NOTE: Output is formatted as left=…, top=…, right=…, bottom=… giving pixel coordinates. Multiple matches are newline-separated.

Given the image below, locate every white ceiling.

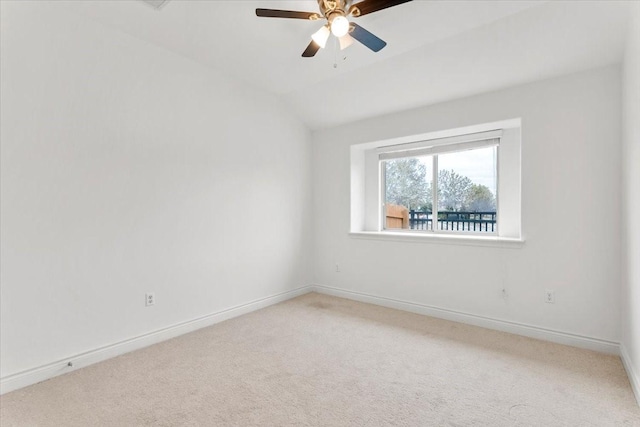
left=60, top=0, right=630, bottom=130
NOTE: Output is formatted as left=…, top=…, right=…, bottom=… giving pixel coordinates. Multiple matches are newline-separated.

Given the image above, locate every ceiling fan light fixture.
left=311, top=25, right=331, bottom=49
left=256, top=0, right=414, bottom=58
left=331, top=15, right=350, bottom=37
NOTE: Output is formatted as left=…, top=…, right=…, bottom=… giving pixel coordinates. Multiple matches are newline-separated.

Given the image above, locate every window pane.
left=383, top=156, right=433, bottom=230
left=437, top=146, right=497, bottom=233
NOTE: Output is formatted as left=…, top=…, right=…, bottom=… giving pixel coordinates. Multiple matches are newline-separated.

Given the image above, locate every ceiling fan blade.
left=256, top=9, right=321, bottom=20
left=339, top=34, right=355, bottom=50
left=302, top=40, right=321, bottom=57
left=349, top=0, right=412, bottom=17
left=349, top=23, right=387, bottom=52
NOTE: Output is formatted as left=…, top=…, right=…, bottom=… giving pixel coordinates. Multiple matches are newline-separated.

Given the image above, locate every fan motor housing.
left=318, top=0, right=352, bottom=19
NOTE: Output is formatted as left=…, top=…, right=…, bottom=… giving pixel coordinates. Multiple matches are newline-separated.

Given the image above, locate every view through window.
left=383, top=143, right=498, bottom=234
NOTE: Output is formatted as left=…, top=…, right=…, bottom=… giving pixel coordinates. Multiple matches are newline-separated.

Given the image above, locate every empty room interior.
left=1, top=0, right=640, bottom=425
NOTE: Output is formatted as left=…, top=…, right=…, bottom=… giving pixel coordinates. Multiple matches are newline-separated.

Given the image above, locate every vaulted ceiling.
left=59, top=0, right=630, bottom=129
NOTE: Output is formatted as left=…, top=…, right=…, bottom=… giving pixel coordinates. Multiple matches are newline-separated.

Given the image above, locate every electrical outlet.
left=545, top=290, right=555, bottom=304
left=145, top=293, right=155, bottom=306
left=335, top=264, right=340, bottom=273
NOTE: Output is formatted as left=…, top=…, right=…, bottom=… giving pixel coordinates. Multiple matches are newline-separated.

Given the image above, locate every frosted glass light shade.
left=311, top=26, right=330, bottom=48
left=339, top=34, right=354, bottom=50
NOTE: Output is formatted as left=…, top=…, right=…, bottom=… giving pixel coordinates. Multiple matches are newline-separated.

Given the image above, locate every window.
left=380, top=134, right=499, bottom=234
left=350, top=120, right=522, bottom=244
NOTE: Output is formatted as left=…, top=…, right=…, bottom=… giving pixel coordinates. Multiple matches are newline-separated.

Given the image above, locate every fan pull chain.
left=333, top=37, right=347, bottom=69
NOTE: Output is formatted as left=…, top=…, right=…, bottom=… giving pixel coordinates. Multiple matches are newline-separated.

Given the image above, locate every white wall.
left=621, top=2, right=640, bottom=401
left=313, top=65, right=621, bottom=345
left=0, top=2, right=312, bottom=380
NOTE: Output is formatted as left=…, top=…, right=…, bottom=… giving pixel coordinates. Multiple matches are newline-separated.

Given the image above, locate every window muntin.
left=381, top=138, right=499, bottom=235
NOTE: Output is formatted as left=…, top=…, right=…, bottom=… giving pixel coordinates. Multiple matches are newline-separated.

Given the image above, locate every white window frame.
left=350, top=120, right=523, bottom=247
left=378, top=131, right=501, bottom=236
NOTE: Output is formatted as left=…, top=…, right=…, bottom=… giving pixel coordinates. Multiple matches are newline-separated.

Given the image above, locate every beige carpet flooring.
left=1, top=292, right=639, bottom=426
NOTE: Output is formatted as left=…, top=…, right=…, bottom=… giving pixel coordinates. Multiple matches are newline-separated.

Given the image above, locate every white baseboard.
left=0, top=285, right=313, bottom=395
left=311, top=284, right=620, bottom=355
left=620, top=344, right=640, bottom=406
left=3, top=284, right=629, bottom=400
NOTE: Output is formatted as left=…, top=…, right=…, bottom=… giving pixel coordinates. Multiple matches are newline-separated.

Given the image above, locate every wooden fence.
left=385, top=204, right=409, bottom=229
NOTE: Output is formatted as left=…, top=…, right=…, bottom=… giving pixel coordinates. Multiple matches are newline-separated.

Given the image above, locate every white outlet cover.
left=145, top=293, right=155, bottom=306
left=545, top=290, right=555, bottom=304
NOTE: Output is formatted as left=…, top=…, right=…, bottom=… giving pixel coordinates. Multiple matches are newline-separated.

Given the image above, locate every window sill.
left=349, top=231, right=525, bottom=248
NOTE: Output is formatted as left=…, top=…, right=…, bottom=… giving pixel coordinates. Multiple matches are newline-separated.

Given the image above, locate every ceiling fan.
left=256, top=0, right=412, bottom=57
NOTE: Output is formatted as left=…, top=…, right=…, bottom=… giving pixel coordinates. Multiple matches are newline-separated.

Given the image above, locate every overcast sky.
left=419, top=146, right=497, bottom=195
